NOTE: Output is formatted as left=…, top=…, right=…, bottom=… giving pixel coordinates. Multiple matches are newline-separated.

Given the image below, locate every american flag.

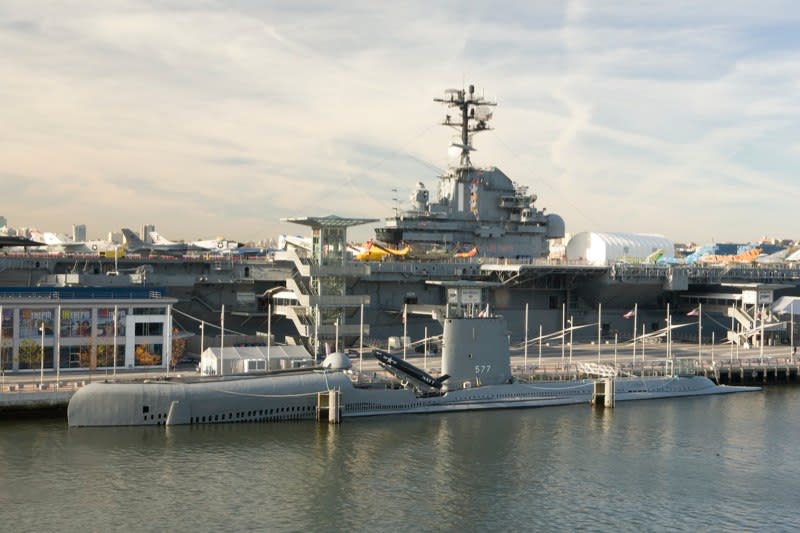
left=687, top=307, right=700, bottom=316
left=623, top=309, right=635, bottom=319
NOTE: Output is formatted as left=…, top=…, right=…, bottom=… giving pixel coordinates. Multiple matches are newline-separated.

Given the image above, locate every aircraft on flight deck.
left=29, top=231, right=118, bottom=255
left=0, top=235, right=44, bottom=250
left=121, top=228, right=205, bottom=256
left=149, top=231, right=243, bottom=254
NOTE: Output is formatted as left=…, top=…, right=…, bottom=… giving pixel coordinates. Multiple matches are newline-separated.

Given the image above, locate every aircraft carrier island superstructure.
left=375, top=84, right=565, bottom=259
left=4, top=85, right=800, bottom=367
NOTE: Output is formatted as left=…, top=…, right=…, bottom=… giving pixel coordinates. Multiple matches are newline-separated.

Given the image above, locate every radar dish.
left=475, top=106, right=494, bottom=121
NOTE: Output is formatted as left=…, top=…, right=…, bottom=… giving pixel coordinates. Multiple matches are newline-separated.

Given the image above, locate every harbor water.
left=1, top=388, right=798, bottom=532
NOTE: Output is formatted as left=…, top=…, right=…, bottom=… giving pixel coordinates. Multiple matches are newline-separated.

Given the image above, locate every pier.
left=2, top=341, right=799, bottom=419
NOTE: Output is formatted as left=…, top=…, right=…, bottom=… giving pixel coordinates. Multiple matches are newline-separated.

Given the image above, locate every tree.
left=171, top=327, right=186, bottom=367
left=18, top=339, right=42, bottom=369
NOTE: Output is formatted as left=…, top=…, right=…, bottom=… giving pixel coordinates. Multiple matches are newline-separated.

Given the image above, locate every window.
left=96, top=344, right=124, bottom=368
left=19, top=309, right=54, bottom=339
left=18, top=340, right=53, bottom=370
left=0, top=345, right=12, bottom=370
left=0, top=308, right=12, bottom=339
left=60, top=308, right=92, bottom=338
left=134, top=343, right=163, bottom=366
left=59, top=346, right=92, bottom=369
left=133, top=307, right=165, bottom=315
left=135, top=322, right=163, bottom=336
left=97, top=308, right=126, bottom=337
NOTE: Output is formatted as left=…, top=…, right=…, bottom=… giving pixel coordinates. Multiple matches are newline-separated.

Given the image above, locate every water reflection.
left=1, top=390, right=799, bottom=531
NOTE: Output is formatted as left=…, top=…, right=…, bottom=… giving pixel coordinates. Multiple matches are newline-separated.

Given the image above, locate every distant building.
left=72, top=224, right=87, bottom=242
left=141, top=224, right=155, bottom=243
left=108, top=231, right=123, bottom=245
left=0, top=216, right=7, bottom=230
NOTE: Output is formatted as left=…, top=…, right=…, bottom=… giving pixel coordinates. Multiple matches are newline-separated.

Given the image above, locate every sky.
left=2, top=1, right=800, bottom=245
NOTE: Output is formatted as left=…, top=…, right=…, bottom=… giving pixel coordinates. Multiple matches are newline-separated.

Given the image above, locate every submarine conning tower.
left=442, top=285, right=511, bottom=390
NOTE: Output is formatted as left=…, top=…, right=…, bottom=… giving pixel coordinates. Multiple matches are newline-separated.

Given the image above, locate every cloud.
left=0, top=1, right=799, bottom=244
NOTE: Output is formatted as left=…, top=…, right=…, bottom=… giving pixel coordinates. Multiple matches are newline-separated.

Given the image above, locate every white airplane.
left=277, top=234, right=312, bottom=252
left=30, top=230, right=117, bottom=255
left=149, top=231, right=242, bottom=253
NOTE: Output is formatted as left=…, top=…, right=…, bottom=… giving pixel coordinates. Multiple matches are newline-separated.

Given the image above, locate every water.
left=1, top=388, right=798, bottom=532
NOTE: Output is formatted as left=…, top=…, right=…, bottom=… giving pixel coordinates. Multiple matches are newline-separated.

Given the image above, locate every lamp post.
left=524, top=303, right=529, bottom=371
left=113, top=305, right=118, bottom=378
left=220, top=305, right=225, bottom=376
left=56, top=305, right=61, bottom=388
left=267, top=304, right=272, bottom=371
left=39, top=320, right=46, bottom=387
left=1, top=304, right=4, bottom=388
left=561, top=303, right=565, bottom=369
left=568, top=316, right=574, bottom=365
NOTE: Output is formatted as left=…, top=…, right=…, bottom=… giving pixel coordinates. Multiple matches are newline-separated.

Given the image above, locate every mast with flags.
left=687, top=304, right=702, bottom=361
left=624, top=304, right=638, bottom=363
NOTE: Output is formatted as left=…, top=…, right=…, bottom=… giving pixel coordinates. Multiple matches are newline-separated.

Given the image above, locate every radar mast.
left=434, top=84, right=496, bottom=169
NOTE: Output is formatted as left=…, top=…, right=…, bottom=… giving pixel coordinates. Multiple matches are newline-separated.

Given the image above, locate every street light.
left=568, top=316, right=574, bottom=365
left=39, top=320, right=46, bottom=387
left=199, top=321, right=205, bottom=355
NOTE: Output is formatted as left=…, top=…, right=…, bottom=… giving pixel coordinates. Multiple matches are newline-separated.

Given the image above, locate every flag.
left=623, top=309, right=635, bottom=319
left=687, top=307, right=700, bottom=317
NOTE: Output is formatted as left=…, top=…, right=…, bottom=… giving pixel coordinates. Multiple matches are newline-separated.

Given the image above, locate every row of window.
left=0, top=343, right=162, bottom=370
left=1, top=308, right=131, bottom=338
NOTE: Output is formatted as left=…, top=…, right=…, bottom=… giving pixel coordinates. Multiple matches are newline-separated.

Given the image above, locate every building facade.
left=0, top=287, right=177, bottom=373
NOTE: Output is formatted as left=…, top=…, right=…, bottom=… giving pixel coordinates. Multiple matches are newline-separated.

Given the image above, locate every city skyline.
left=2, top=2, right=800, bottom=244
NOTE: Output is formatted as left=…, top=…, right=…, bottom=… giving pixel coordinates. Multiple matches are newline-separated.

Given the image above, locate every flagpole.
left=220, top=304, right=225, bottom=376
left=711, top=331, right=715, bottom=363
left=633, top=303, right=638, bottom=364
left=0, top=305, right=3, bottom=388
left=569, top=315, right=573, bottom=365
left=789, top=310, right=794, bottom=363
left=56, top=305, right=61, bottom=389
left=538, top=324, right=543, bottom=367
left=597, top=302, right=602, bottom=362
left=423, top=326, right=428, bottom=372
left=267, top=303, right=272, bottom=371
left=561, top=303, right=565, bottom=369
left=359, top=303, right=364, bottom=373
left=641, top=323, right=646, bottom=375
left=730, top=315, right=734, bottom=363
left=403, top=303, right=408, bottom=360
left=760, top=304, right=765, bottom=365
left=698, top=303, right=702, bottom=363
left=666, top=302, right=671, bottom=361
left=524, top=303, right=529, bottom=371
left=113, top=305, right=118, bottom=378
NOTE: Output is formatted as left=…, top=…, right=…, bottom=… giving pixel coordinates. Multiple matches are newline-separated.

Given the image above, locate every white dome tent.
left=566, top=232, right=674, bottom=266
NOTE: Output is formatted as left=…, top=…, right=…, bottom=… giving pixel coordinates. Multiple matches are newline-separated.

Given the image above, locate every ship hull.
left=67, top=371, right=757, bottom=427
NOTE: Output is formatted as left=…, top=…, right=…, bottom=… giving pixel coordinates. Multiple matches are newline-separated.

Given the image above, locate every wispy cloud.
left=0, top=1, right=799, bottom=243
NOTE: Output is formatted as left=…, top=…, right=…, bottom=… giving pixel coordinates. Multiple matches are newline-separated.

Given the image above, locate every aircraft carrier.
left=4, top=84, right=800, bottom=356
